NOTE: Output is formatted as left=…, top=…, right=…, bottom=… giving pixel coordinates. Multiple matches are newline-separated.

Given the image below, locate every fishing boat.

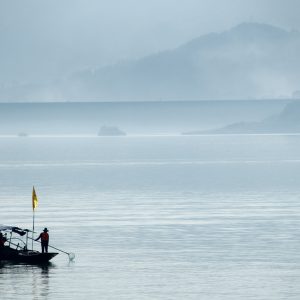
left=0, top=225, right=58, bottom=264
left=0, top=188, right=75, bottom=264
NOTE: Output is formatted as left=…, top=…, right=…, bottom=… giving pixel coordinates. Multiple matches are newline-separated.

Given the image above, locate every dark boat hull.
left=0, top=247, right=58, bottom=264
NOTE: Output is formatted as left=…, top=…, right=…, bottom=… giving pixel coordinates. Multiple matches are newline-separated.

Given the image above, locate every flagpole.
left=32, top=209, right=35, bottom=250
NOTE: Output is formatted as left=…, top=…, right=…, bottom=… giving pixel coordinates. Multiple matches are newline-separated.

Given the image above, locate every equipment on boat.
left=0, top=225, right=60, bottom=264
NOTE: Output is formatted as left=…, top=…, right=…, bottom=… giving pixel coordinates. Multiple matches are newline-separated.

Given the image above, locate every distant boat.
left=17, top=132, right=29, bottom=137
left=0, top=225, right=58, bottom=264
left=98, top=125, right=126, bottom=136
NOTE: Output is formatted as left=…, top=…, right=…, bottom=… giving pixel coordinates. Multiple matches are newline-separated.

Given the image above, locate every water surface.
left=1, top=135, right=300, bottom=299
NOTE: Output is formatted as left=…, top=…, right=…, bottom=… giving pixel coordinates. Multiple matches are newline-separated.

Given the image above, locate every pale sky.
left=0, top=0, right=299, bottom=83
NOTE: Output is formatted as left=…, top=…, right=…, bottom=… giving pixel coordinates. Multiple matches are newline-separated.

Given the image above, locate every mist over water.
left=1, top=1, right=300, bottom=298
left=1, top=134, right=300, bottom=299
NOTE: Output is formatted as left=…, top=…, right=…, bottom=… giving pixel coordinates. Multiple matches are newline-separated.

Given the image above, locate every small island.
left=97, top=126, right=126, bottom=136
left=18, top=132, right=29, bottom=137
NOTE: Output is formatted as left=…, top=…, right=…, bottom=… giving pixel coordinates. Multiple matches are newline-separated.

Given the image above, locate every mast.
left=32, top=210, right=35, bottom=250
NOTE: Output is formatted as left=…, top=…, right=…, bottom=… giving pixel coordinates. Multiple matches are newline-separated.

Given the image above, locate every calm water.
left=1, top=135, right=300, bottom=299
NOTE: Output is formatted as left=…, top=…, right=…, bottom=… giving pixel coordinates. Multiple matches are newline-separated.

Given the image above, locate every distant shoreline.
left=0, top=98, right=297, bottom=105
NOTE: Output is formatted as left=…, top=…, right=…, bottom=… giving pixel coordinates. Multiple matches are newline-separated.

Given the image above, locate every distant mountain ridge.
left=1, top=22, right=300, bottom=101
left=63, top=22, right=300, bottom=101
left=183, top=101, right=300, bottom=134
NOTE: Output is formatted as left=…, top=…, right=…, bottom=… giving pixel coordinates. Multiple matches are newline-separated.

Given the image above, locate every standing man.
left=35, top=228, right=49, bottom=253
left=0, top=232, right=6, bottom=248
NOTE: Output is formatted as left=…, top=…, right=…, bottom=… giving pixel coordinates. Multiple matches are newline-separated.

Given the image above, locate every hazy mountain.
left=63, top=22, right=300, bottom=101
left=262, top=101, right=300, bottom=132
left=184, top=101, right=300, bottom=134
left=1, top=22, right=300, bottom=102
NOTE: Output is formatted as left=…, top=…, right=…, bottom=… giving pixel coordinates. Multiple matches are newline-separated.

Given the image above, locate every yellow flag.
left=32, top=186, right=38, bottom=210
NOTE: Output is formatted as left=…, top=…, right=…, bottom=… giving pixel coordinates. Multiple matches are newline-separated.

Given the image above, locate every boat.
left=0, top=225, right=58, bottom=264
